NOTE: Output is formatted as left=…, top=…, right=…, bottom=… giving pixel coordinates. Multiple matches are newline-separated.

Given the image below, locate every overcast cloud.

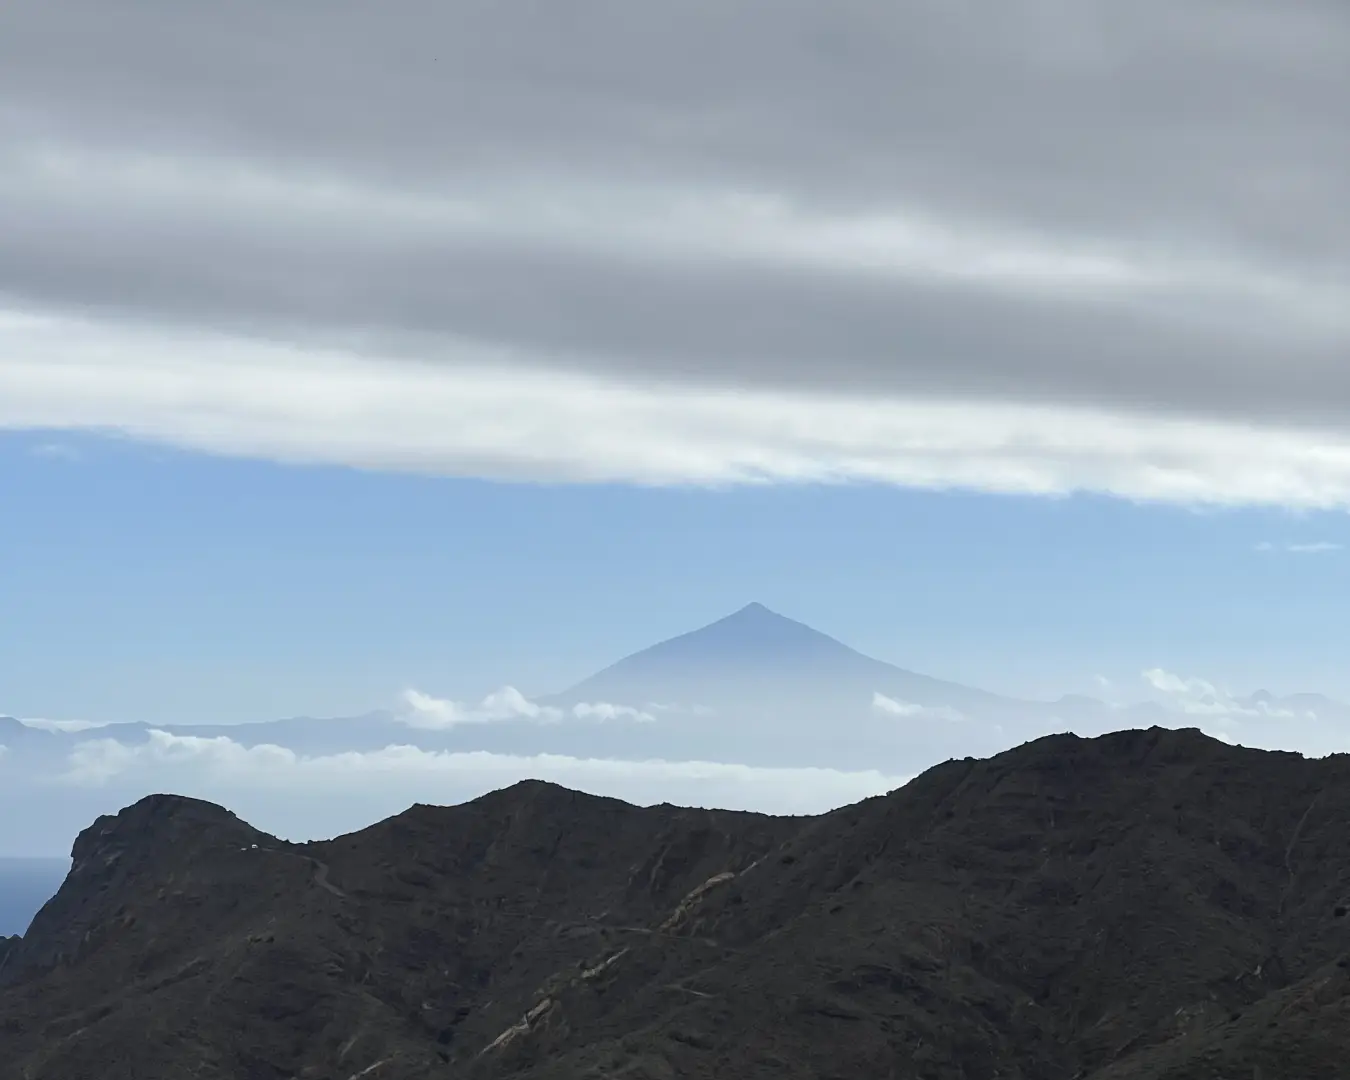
left=1, top=0, right=1347, bottom=502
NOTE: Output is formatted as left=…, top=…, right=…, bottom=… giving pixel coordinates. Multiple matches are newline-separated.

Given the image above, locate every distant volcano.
left=547, top=602, right=1014, bottom=713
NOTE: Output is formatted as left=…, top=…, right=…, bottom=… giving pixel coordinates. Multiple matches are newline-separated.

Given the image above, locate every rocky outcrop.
left=0, top=937, right=18, bottom=975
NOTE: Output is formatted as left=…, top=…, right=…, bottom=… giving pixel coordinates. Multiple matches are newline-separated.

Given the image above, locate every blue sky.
left=5, top=427, right=1348, bottom=728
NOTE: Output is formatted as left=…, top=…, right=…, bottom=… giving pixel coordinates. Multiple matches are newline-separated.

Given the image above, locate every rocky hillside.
left=3, top=727, right=1350, bottom=1079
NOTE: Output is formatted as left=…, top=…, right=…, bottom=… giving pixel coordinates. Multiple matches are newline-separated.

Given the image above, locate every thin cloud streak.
left=1255, top=541, right=1342, bottom=554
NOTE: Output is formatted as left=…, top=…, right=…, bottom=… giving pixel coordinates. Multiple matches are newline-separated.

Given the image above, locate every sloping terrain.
left=4, top=727, right=1350, bottom=1079
left=547, top=602, right=1013, bottom=711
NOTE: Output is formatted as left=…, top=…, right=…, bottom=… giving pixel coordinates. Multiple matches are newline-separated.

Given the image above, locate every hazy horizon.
left=6, top=602, right=1350, bottom=861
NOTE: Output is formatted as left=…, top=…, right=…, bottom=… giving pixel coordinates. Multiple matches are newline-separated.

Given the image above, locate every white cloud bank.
left=1140, top=668, right=1307, bottom=720
left=8, top=310, right=1350, bottom=508
left=60, top=728, right=909, bottom=818
left=871, top=692, right=966, bottom=724
left=571, top=702, right=657, bottom=723
left=399, top=688, right=656, bottom=729
left=399, top=687, right=560, bottom=728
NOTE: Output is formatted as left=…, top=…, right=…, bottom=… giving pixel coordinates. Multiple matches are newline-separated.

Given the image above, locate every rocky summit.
left=4, top=727, right=1350, bottom=1079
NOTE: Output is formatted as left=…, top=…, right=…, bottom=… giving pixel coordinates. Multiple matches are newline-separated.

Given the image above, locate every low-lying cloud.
left=399, top=687, right=560, bottom=729
left=571, top=702, right=657, bottom=724
left=872, top=693, right=966, bottom=724
left=1141, top=668, right=1307, bottom=719
left=61, top=728, right=910, bottom=819
left=399, top=688, right=657, bottom=729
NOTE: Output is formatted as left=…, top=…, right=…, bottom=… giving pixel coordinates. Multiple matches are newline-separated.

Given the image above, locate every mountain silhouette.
left=550, top=602, right=1012, bottom=712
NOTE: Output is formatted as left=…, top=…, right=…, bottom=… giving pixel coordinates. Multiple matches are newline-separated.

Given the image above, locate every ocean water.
left=0, top=858, right=69, bottom=937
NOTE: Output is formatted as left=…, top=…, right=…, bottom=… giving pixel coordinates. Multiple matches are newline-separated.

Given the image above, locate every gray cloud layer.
left=1, top=0, right=1347, bottom=481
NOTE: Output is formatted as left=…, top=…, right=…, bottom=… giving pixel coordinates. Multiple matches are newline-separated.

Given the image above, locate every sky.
left=1, top=0, right=1349, bottom=849
left=5, top=436, right=1350, bottom=726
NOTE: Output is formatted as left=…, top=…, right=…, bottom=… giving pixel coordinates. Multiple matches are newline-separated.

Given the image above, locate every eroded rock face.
left=4, top=729, right=1350, bottom=1080
left=2, top=795, right=273, bottom=988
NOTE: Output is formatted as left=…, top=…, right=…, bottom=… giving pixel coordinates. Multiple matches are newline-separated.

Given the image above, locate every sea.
left=0, top=858, right=69, bottom=938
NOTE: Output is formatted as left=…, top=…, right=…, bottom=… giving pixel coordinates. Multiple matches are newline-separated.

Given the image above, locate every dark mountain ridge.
left=5, top=727, right=1350, bottom=1078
